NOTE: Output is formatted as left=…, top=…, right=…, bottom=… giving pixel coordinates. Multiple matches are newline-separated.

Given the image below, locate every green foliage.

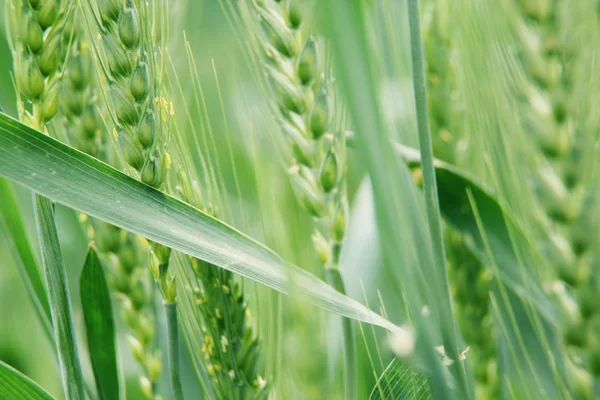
left=80, top=247, right=121, bottom=400
left=398, top=145, right=556, bottom=323
left=0, top=361, right=55, bottom=400
left=318, top=0, right=460, bottom=397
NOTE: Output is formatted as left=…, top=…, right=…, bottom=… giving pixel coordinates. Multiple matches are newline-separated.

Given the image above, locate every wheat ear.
left=58, top=21, right=164, bottom=400
left=513, top=1, right=600, bottom=389
left=424, top=3, right=498, bottom=398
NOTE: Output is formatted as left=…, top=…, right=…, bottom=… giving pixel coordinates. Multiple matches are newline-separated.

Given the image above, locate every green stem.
left=406, top=0, right=471, bottom=397
left=165, top=302, right=185, bottom=400
left=31, top=113, right=89, bottom=399
left=34, top=195, right=85, bottom=400
left=325, top=268, right=357, bottom=400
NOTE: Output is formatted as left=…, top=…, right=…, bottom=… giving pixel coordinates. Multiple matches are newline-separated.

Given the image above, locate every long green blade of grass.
left=34, top=196, right=85, bottom=400
left=318, top=1, right=460, bottom=397
left=492, top=285, right=566, bottom=399
left=405, top=2, right=469, bottom=396
left=326, top=269, right=357, bottom=399
left=80, top=247, right=120, bottom=400
left=0, top=112, right=402, bottom=333
left=0, top=361, right=55, bottom=400
left=0, top=177, right=52, bottom=336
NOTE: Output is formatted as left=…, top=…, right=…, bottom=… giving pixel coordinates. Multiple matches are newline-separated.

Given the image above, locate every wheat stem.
left=325, top=268, right=357, bottom=399
left=407, top=0, right=471, bottom=397
left=423, top=2, right=497, bottom=396
left=165, top=302, right=185, bottom=400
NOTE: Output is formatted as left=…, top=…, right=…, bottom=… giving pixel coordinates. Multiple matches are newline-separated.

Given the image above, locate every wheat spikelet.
left=235, top=1, right=355, bottom=397
left=7, top=0, right=73, bottom=131
left=79, top=0, right=183, bottom=396
left=85, top=0, right=176, bottom=305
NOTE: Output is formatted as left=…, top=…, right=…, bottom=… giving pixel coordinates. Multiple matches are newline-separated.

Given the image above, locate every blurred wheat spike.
left=251, top=0, right=349, bottom=275
left=512, top=0, right=600, bottom=393
left=423, top=2, right=498, bottom=398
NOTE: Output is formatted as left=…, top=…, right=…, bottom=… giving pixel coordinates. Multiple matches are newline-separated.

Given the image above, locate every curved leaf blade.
left=370, top=359, right=432, bottom=400
left=80, top=247, right=120, bottom=400
left=0, top=112, right=401, bottom=333
left=0, top=361, right=55, bottom=400
left=34, top=196, right=85, bottom=400
left=396, top=144, right=558, bottom=326
left=397, top=145, right=570, bottom=397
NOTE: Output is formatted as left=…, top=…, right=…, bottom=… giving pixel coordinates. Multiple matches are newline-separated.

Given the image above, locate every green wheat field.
left=0, top=0, right=598, bottom=399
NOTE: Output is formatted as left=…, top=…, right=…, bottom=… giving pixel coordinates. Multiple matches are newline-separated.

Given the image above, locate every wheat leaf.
left=0, top=111, right=402, bottom=333
left=396, top=143, right=558, bottom=326
left=0, top=361, right=55, bottom=400
left=80, top=247, right=121, bottom=400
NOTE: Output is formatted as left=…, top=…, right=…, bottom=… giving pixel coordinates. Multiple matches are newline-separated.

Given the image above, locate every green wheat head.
left=250, top=0, right=348, bottom=273
left=423, top=2, right=498, bottom=397
left=511, top=1, right=600, bottom=395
